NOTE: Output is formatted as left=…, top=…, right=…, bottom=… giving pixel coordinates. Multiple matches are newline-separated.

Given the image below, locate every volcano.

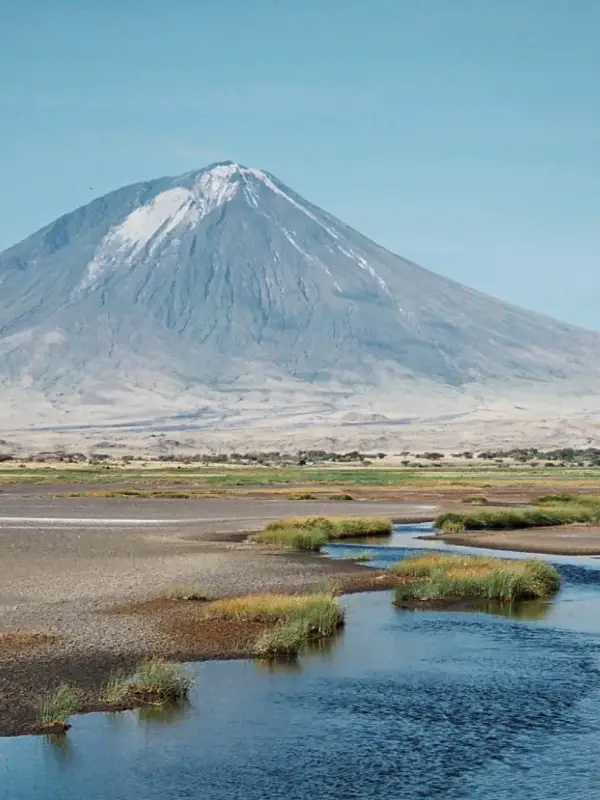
left=1, top=161, right=598, bottom=433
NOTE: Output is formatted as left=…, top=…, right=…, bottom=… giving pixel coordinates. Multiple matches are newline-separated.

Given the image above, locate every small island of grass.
left=252, top=515, right=392, bottom=551
left=205, top=591, right=344, bottom=658
left=391, top=553, right=560, bottom=605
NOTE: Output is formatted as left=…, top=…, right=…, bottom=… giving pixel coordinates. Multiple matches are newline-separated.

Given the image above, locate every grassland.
left=5, top=463, right=600, bottom=491
left=392, top=553, right=560, bottom=603
left=252, top=515, right=392, bottom=550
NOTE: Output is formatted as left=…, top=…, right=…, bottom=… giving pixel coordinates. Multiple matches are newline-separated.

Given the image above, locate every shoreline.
left=431, top=526, right=600, bottom=556
left=0, top=566, right=403, bottom=738
left=3, top=487, right=600, bottom=738
left=0, top=493, right=416, bottom=739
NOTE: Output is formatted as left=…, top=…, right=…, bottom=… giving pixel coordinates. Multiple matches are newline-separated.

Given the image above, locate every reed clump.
left=253, top=516, right=391, bottom=550
left=38, top=684, right=80, bottom=726
left=104, top=660, right=193, bottom=705
left=436, top=504, right=599, bottom=533
left=392, top=553, right=560, bottom=603
left=206, top=592, right=344, bottom=658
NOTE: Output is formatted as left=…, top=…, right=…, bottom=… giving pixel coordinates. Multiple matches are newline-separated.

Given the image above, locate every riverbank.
left=435, top=524, right=600, bottom=555
left=0, top=493, right=414, bottom=737
left=2, top=481, right=600, bottom=737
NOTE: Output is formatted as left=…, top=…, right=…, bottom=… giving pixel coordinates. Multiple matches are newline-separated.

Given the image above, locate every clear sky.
left=1, top=0, right=598, bottom=328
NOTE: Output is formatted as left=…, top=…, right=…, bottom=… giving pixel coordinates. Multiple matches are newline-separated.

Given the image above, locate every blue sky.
left=1, top=0, right=598, bottom=328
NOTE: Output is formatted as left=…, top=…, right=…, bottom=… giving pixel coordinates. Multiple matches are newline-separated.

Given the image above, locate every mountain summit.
left=1, top=160, right=599, bottom=430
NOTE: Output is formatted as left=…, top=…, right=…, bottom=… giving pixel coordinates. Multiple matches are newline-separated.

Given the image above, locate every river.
left=3, top=525, right=600, bottom=799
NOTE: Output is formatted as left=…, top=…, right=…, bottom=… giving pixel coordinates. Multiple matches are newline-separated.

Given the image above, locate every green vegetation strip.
left=436, top=500, right=600, bottom=533
left=252, top=515, right=392, bottom=551
left=392, top=553, right=560, bottom=603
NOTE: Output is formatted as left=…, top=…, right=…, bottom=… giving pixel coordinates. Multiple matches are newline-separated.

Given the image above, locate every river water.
left=3, top=525, right=600, bottom=800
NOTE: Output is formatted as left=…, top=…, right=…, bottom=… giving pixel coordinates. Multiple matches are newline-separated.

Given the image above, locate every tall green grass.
left=206, top=592, right=343, bottom=632
left=253, top=515, right=392, bottom=550
left=39, top=684, right=80, bottom=725
left=436, top=504, right=599, bottom=532
left=206, top=592, right=344, bottom=659
left=392, top=553, right=560, bottom=603
left=104, top=660, right=193, bottom=705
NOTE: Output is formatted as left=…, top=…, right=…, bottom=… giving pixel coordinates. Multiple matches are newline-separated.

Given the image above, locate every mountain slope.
left=1, top=160, right=598, bottom=428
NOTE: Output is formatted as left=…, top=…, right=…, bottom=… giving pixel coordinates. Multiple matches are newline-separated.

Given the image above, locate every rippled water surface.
left=4, top=529, right=600, bottom=800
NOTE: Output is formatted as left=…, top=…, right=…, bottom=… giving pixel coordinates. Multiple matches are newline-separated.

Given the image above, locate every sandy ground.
left=439, top=525, right=600, bottom=555
left=0, top=492, right=428, bottom=736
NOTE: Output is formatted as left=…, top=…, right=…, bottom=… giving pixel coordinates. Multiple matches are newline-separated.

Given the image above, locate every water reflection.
left=137, top=701, right=191, bottom=727
left=253, top=632, right=342, bottom=675
left=391, top=593, right=551, bottom=621
left=253, top=657, right=303, bottom=675
left=42, top=733, right=72, bottom=766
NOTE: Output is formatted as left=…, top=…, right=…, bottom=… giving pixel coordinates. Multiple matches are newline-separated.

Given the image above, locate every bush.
left=392, top=553, right=560, bottom=602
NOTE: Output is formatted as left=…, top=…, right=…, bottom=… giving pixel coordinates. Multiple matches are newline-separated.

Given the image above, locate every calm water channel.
left=3, top=525, right=600, bottom=800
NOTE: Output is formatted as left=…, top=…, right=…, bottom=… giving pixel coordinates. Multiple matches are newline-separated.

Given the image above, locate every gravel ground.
left=0, top=493, right=425, bottom=736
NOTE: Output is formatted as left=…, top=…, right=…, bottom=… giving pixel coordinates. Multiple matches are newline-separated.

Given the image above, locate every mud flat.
left=438, top=524, right=600, bottom=555
left=0, top=491, right=421, bottom=736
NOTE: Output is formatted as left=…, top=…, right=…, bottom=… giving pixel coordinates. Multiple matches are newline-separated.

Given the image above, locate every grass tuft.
left=253, top=516, right=391, bottom=550
left=392, top=553, right=560, bottom=603
left=39, top=684, right=79, bottom=724
left=206, top=592, right=343, bottom=632
left=135, top=660, right=193, bottom=702
left=436, top=504, right=600, bottom=532
left=205, top=592, right=344, bottom=659
left=104, top=660, right=193, bottom=706
left=253, top=525, right=329, bottom=551
left=255, top=621, right=308, bottom=658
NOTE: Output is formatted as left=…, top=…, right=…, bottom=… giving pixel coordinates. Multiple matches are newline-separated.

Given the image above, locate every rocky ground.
left=0, top=493, right=421, bottom=736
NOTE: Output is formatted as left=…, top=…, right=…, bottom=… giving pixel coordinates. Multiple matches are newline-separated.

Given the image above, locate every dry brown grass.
left=0, top=631, right=56, bottom=652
